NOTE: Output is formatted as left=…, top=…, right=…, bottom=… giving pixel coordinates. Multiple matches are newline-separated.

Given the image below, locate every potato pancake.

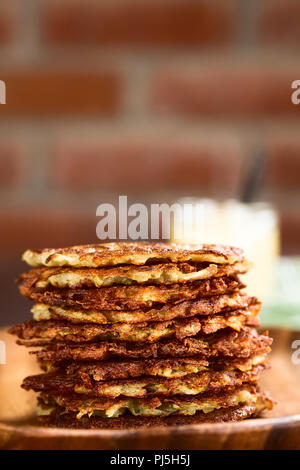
left=38, top=403, right=269, bottom=428
left=36, top=386, right=273, bottom=419
left=23, top=365, right=265, bottom=399
left=10, top=306, right=259, bottom=346
left=29, top=293, right=258, bottom=325
left=22, top=242, right=244, bottom=268
left=21, top=276, right=245, bottom=312
left=32, top=328, right=272, bottom=363
left=56, top=353, right=270, bottom=380
left=18, top=261, right=249, bottom=290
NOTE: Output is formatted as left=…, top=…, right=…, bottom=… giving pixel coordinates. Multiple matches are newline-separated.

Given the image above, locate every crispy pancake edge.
left=22, top=365, right=266, bottom=399
left=37, top=403, right=266, bottom=428
left=10, top=306, right=260, bottom=345
left=18, top=262, right=249, bottom=289
left=19, top=275, right=245, bottom=312
left=22, top=242, right=244, bottom=268
left=32, top=328, right=273, bottom=363
left=40, top=352, right=270, bottom=379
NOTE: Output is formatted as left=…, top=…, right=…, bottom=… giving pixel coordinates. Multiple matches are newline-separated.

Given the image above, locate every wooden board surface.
left=0, top=327, right=300, bottom=450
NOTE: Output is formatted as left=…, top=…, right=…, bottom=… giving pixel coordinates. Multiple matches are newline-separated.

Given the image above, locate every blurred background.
left=0, top=0, right=299, bottom=327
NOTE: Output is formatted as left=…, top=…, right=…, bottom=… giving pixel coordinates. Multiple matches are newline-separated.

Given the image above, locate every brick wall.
left=0, top=0, right=300, bottom=257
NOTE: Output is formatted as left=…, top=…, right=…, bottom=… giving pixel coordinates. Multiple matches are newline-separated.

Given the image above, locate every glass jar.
left=171, top=198, right=280, bottom=300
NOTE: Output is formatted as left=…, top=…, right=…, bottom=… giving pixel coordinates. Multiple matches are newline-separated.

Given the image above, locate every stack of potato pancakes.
left=10, top=242, right=274, bottom=428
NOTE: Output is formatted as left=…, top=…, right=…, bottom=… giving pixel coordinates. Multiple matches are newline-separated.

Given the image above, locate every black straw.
left=240, top=150, right=266, bottom=203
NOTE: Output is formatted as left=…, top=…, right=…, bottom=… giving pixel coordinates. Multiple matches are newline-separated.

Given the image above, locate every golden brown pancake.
left=23, top=365, right=265, bottom=399
left=10, top=307, right=259, bottom=346
left=29, top=293, right=258, bottom=325
left=19, top=275, right=245, bottom=312
left=22, top=242, right=244, bottom=268
left=18, top=261, right=249, bottom=290
left=38, top=403, right=269, bottom=428
left=31, top=295, right=261, bottom=328
left=36, top=385, right=273, bottom=419
left=48, top=353, right=269, bottom=380
left=32, top=328, right=272, bottom=363
left=64, top=357, right=211, bottom=379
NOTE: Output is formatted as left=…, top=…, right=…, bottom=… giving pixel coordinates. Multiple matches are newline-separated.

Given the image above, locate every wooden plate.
left=0, top=327, right=299, bottom=450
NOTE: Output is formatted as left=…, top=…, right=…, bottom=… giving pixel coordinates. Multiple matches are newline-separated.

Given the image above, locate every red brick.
left=0, top=70, right=120, bottom=116
left=265, top=138, right=300, bottom=189
left=280, top=210, right=300, bottom=254
left=152, top=67, right=300, bottom=117
left=0, top=209, right=97, bottom=255
left=0, top=206, right=298, bottom=255
left=260, top=0, right=300, bottom=46
left=43, top=0, right=237, bottom=47
left=0, top=144, right=21, bottom=186
left=51, top=138, right=242, bottom=193
left=0, top=4, right=15, bottom=44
